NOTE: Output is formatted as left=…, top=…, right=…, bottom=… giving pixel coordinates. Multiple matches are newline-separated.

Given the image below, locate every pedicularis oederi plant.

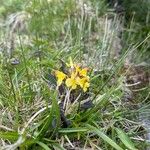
left=54, top=57, right=90, bottom=92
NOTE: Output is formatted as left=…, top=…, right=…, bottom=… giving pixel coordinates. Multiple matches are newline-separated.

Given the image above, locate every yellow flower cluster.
left=54, top=58, right=90, bottom=92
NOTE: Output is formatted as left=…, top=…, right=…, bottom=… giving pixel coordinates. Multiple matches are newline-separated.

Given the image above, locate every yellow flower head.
left=65, top=72, right=77, bottom=90
left=78, top=67, right=88, bottom=77
left=54, top=57, right=90, bottom=92
left=55, top=70, right=66, bottom=86
left=77, top=76, right=90, bottom=92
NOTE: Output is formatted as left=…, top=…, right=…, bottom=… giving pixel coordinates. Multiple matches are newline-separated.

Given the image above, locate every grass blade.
left=115, top=128, right=138, bottom=150
left=53, top=143, right=66, bottom=150
left=59, top=127, right=88, bottom=133
left=0, top=131, right=19, bottom=141
left=86, top=124, right=123, bottom=150
left=36, top=141, right=52, bottom=150
left=37, top=91, right=60, bottom=139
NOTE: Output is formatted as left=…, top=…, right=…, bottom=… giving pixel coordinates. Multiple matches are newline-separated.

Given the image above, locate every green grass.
left=0, top=0, right=150, bottom=149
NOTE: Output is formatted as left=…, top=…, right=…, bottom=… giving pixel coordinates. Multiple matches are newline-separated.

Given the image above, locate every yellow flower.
left=72, top=64, right=79, bottom=75
left=83, top=82, right=90, bottom=92
left=78, top=68, right=88, bottom=77
left=55, top=57, right=90, bottom=92
left=55, top=70, right=66, bottom=86
left=65, top=72, right=77, bottom=90
left=76, top=76, right=90, bottom=92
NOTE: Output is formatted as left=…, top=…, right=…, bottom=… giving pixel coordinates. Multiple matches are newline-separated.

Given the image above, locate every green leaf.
left=53, top=143, right=66, bottom=150
left=86, top=124, right=123, bottom=150
left=115, top=128, right=138, bottom=150
left=37, top=91, right=60, bottom=139
left=59, top=127, right=88, bottom=133
left=0, top=131, right=19, bottom=141
left=21, top=139, right=37, bottom=147
left=36, top=141, right=52, bottom=150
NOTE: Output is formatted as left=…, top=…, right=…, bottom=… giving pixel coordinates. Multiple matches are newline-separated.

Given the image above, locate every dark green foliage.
left=0, top=0, right=26, bottom=18
left=123, top=0, right=150, bottom=24
left=26, top=0, right=76, bottom=40
left=121, top=0, right=150, bottom=62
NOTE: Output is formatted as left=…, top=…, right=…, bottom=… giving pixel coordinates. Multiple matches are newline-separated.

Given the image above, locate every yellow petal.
left=55, top=70, right=66, bottom=86
left=66, top=78, right=72, bottom=87
left=83, top=82, right=90, bottom=92
left=55, top=70, right=66, bottom=79
left=83, top=87, right=87, bottom=92
left=74, top=64, right=81, bottom=73
left=84, top=82, right=90, bottom=88
left=66, top=77, right=77, bottom=90
left=71, top=70, right=78, bottom=78
left=76, top=76, right=90, bottom=92
left=79, top=68, right=88, bottom=77
left=72, top=83, right=77, bottom=89
left=76, top=77, right=84, bottom=88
